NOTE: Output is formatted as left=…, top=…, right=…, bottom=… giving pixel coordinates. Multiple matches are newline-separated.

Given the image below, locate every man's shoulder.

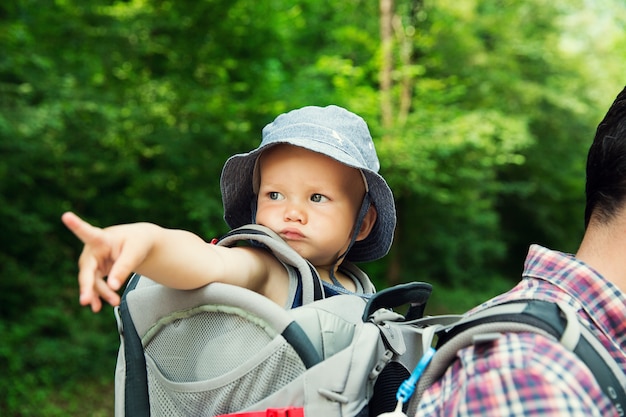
left=418, top=331, right=611, bottom=416
left=458, top=331, right=583, bottom=375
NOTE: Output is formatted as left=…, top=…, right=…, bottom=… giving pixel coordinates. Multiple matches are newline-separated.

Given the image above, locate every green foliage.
left=379, top=102, right=533, bottom=285
left=374, top=0, right=624, bottom=287
left=1, top=0, right=625, bottom=414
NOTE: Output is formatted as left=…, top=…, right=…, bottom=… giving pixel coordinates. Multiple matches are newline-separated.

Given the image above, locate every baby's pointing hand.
left=62, top=211, right=144, bottom=312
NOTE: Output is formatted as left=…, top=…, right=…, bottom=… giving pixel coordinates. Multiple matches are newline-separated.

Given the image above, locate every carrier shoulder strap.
left=116, top=273, right=150, bottom=416
left=217, top=224, right=324, bottom=304
left=407, top=300, right=626, bottom=415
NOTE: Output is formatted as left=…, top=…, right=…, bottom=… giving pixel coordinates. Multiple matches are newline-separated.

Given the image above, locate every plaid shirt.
left=416, top=244, right=626, bottom=416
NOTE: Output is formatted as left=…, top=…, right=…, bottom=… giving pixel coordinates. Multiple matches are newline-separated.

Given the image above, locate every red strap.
left=215, top=407, right=304, bottom=417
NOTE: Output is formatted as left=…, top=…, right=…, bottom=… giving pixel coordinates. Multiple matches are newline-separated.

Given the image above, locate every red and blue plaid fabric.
left=416, top=244, right=626, bottom=416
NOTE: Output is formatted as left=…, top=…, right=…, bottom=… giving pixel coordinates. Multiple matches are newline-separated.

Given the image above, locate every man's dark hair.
left=585, top=86, right=626, bottom=227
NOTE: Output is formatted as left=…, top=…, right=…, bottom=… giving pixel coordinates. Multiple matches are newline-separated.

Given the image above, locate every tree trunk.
left=379, top=0, right=394, bottom=133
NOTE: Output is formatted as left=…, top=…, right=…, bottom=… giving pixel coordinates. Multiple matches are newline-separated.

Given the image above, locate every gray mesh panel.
left=143, top=309, right=307, bottom=416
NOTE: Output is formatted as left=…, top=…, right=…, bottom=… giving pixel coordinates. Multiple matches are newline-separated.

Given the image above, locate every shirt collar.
left=524, top=244, right=626, bottom=349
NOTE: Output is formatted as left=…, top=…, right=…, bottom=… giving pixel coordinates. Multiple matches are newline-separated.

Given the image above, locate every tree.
left=372, top=0, right=626, bottom=293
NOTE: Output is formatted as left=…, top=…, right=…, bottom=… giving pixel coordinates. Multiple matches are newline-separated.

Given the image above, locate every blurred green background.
left=1, top=0, right=625, bottom=414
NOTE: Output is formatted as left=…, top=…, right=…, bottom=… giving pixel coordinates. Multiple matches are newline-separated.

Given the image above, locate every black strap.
left=120, top=273, right=150, bottom=416
left=437, top=300, right=626, bottom=413
left=281, top=322, right=322, bottom=369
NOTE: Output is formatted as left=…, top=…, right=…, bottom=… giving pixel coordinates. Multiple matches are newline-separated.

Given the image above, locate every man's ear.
left=355, top=205, right=377, bottom=241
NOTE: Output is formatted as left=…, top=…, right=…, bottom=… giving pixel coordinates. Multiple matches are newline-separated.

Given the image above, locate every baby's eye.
left=269, top=191, right=284, bottom=200
left=310, top=193, right=329, bottom=203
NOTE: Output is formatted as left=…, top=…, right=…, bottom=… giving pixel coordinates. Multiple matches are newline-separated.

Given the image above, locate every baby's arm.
left=61, top=212, right=288, bottom=312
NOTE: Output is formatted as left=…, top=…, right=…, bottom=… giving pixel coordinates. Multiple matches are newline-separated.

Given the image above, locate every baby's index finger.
left=61, top=211, right=102, bottom=244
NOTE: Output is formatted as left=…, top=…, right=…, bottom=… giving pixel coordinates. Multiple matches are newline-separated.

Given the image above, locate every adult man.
left=417, top=86, right=626, bottom=416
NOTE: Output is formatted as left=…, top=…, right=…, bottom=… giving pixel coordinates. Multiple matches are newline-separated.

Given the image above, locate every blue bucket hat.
left=220, top=105, right=396, bottom=262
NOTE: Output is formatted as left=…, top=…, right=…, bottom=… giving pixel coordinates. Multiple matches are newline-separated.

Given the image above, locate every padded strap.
left=217, top=224, right=324, bottom=304
left=119, top=273, right=150, bottom=417
left=407, top=300, right=626, bottom=415
left=409, top=321, right=553, bottom=414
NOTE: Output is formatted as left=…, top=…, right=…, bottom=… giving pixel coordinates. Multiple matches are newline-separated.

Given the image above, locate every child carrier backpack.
left=113, top=224, right=626, bottom=416
left=113, top=225, right=434, bottom=417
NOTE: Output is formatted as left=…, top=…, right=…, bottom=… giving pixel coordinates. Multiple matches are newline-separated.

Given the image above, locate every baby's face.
left=255, top=144, right=365, bottom=267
